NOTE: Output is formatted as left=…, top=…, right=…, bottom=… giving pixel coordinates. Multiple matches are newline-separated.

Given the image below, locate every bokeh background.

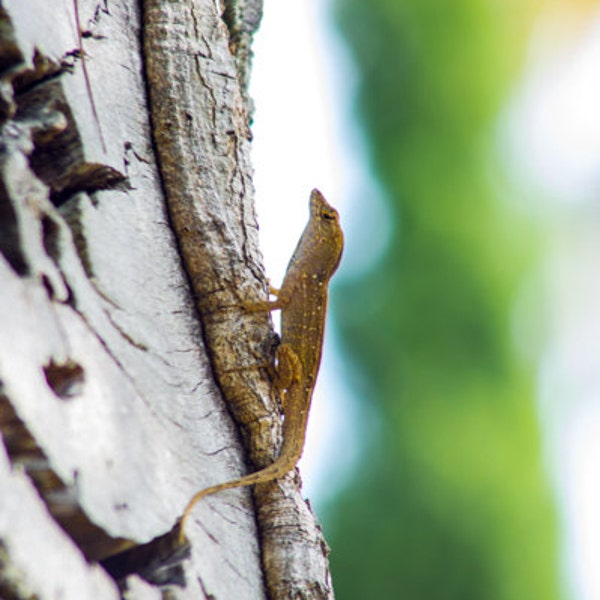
left=251, top=1, right=600, bottom=598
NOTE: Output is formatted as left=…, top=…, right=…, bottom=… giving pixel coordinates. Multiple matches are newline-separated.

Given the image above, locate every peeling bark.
left=0, top=0, right=333, bottom=598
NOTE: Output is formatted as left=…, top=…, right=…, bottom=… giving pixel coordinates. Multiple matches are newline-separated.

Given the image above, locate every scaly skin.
left=179, top=189, right=344, bottom=538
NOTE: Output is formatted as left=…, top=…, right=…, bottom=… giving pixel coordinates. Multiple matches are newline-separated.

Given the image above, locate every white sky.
left=507, top=10, right=600, bottom=209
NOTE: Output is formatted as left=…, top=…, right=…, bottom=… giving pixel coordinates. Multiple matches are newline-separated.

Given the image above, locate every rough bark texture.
left=0, top=0, right=333, bottom=598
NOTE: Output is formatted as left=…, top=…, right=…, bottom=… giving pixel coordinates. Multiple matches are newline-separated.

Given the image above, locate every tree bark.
left=0, top=0, right=333, bottom=598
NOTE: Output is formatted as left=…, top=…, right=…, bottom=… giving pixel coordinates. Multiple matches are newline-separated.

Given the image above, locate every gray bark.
left=0, top=0, right=333, bottom=598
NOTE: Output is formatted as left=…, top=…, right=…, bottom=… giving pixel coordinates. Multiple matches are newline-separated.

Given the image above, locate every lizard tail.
left=178, top=388, right=308, bottom=543
left=178, top=456, right=298, bottom=543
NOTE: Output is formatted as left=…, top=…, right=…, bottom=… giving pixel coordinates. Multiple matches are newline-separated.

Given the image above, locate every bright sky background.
left=251, top=1, right=600, bottom=598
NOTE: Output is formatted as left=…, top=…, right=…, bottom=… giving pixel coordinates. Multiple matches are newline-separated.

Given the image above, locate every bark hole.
left=43, top=359, right=85, bottom=400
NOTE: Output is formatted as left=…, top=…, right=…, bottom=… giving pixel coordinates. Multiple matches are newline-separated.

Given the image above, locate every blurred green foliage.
left=325, top=1, right=560, bottom=598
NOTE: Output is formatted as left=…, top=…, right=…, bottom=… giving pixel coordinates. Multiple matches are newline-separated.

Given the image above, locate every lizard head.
left=308, top=189, right=344, bottom=279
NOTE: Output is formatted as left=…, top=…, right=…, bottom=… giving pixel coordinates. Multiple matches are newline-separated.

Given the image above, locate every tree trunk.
left=0, top=0, right=333, bottom=598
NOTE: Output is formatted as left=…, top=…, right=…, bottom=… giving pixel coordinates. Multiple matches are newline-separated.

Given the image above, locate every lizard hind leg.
left=273, top=344, right=302, bottom=410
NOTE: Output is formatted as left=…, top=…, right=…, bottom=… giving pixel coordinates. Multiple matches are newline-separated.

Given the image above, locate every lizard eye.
left=321, top=209, right=337, bottom=221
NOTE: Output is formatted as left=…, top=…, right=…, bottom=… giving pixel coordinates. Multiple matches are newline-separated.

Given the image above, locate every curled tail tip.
left=178, top=490, right=207, bottom=542
left=177, top=472, right=279, bottom=540
left=176, top=516, right=187, bottom=546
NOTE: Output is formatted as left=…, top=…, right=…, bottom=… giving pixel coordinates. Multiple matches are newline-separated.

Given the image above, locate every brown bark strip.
left=142, top=0, right=334, bottom=597
left=143, top=0, right=277, bottom=475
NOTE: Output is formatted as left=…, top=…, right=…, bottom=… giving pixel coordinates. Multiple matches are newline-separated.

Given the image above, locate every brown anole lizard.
left=179, top=189, right=344, bottom=538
